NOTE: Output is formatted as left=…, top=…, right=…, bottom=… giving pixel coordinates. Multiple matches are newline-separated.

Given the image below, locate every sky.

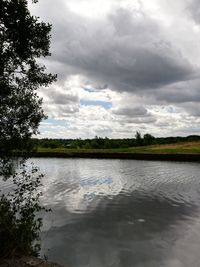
left=30, top=0, right=200, bottom=139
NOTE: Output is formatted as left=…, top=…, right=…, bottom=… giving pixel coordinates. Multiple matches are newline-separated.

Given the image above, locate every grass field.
left=36, top=141, right=200, bottom=154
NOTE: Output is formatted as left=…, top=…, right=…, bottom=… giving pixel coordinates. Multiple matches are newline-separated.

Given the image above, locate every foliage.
left=0, top=162, right=49, bottom=258
left=0, top=0, right=56, bottom=154
left=0, top=0, right=55, bottom=259
left=35, top=140, right=200, bottom=154
left=135, top=131, right=143, bottom=146
left=143, top=133, right=155, bottom=146
left=31, top=134, right=200, bottom=150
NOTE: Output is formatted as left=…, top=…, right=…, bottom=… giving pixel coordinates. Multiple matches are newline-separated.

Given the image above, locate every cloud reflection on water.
left=30, top=158, right=200, bottom=267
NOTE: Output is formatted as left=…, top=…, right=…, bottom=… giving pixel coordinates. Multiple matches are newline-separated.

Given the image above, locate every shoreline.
left=24, top=151, right=200, bottom=162
left=0, top=256, right=63, bottom=267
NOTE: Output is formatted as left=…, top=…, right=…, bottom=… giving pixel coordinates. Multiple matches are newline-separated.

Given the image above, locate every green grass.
left=36, top=141, right=200, bottom=154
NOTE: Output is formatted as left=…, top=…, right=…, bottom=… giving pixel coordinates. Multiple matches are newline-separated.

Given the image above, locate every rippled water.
left=3, top=158, right=200, bottom=267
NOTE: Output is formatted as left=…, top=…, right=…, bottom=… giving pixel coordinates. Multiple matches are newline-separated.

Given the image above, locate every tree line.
left=32, top=133, right=200, bottom=150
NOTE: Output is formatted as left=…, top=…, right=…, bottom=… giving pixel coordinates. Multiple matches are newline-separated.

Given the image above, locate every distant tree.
left=104, top=137, right=111, bottom=149
left=143, top=133, right=155, bottom=146
left=91, top=137, right=100, bottom=149
left=135, top=131, right=143, bottom=146
left=83, top=141, right=91, bottom=149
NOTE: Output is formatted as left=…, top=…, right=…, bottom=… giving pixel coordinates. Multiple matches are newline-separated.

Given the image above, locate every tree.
left=0, top=0, right=56, bottom=258
left=135, top=131, right=143, bottom=146
left=0, top=0, right=57, bottom=154
left=143, top=133, right=155, bottom=146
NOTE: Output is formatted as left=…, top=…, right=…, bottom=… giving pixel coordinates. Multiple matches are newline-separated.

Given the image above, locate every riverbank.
left=0, top=256, right=63, bottom=267
left=25, top=151, right=200, bottom=162
left=14, top=141, right=200, bottom=162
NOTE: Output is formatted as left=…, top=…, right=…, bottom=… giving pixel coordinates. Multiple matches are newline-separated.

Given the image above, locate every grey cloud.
left=155, top=121, right=170, bottom=128
left=155, top=79, right=200, bottom=103
left=35, top=2, right=196, bottom=92
left=157, top=90, right=200, bottom=103
left=125, top=117, right=156, bottom=124
left=45, top=103, right=79, bottom=116
left=43, top=87, right=79, bottom=105
left=187, top=0, right=200, bottom=24
left=42, top=87, right=80, bottom=116
left=51, top=93, right=79, bottom=105
left=180, top=102, right=200, bottom=117
left=113, top=106, right=148, bottom=117
left=68, top=9, right=194, bottom=90
left=113, top=105, right=156, bottom=124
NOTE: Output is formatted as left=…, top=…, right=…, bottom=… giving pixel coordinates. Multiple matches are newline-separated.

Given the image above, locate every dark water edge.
left=0, top=257, right=63, bottom=267
left=16, top=151, right=200, bottom=162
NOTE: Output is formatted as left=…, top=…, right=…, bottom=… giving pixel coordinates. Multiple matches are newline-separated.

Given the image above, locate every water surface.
left=31, top=159, right=200, bottom=266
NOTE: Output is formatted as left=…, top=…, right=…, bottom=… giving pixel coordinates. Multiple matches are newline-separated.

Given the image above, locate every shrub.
left=0, top=161, right=49, bottom=258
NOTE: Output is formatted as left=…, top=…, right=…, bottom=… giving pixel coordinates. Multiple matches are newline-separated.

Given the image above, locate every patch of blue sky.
left=80, top=99, right=112, bottom=109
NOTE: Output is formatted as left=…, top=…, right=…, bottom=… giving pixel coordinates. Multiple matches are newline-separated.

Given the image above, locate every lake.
left=15, top=158, right=200, bottom=266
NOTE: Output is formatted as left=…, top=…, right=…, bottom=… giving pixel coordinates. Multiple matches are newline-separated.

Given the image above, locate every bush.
left=0, top=161, right=49, bottom=258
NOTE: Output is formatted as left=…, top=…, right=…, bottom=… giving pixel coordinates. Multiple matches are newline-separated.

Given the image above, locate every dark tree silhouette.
left=143, top=133, right=155, bottom=146
left=135, top=131, right=143, bottom=146
left=0, top=0, right=57, bottom=153
left=0, top=0, right=56, bottom=258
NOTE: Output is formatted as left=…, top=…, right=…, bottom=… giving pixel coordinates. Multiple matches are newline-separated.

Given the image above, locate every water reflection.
left=28, top=158, right=200, bottom=267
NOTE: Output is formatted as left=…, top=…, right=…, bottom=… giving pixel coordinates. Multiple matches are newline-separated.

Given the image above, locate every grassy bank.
left=36, top=141, right=200, bottom=154
left=19, top=141, right=200, bottom=162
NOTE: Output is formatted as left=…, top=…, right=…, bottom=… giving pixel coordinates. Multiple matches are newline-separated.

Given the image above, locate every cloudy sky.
left=31, top=0, right=200, bottom=139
